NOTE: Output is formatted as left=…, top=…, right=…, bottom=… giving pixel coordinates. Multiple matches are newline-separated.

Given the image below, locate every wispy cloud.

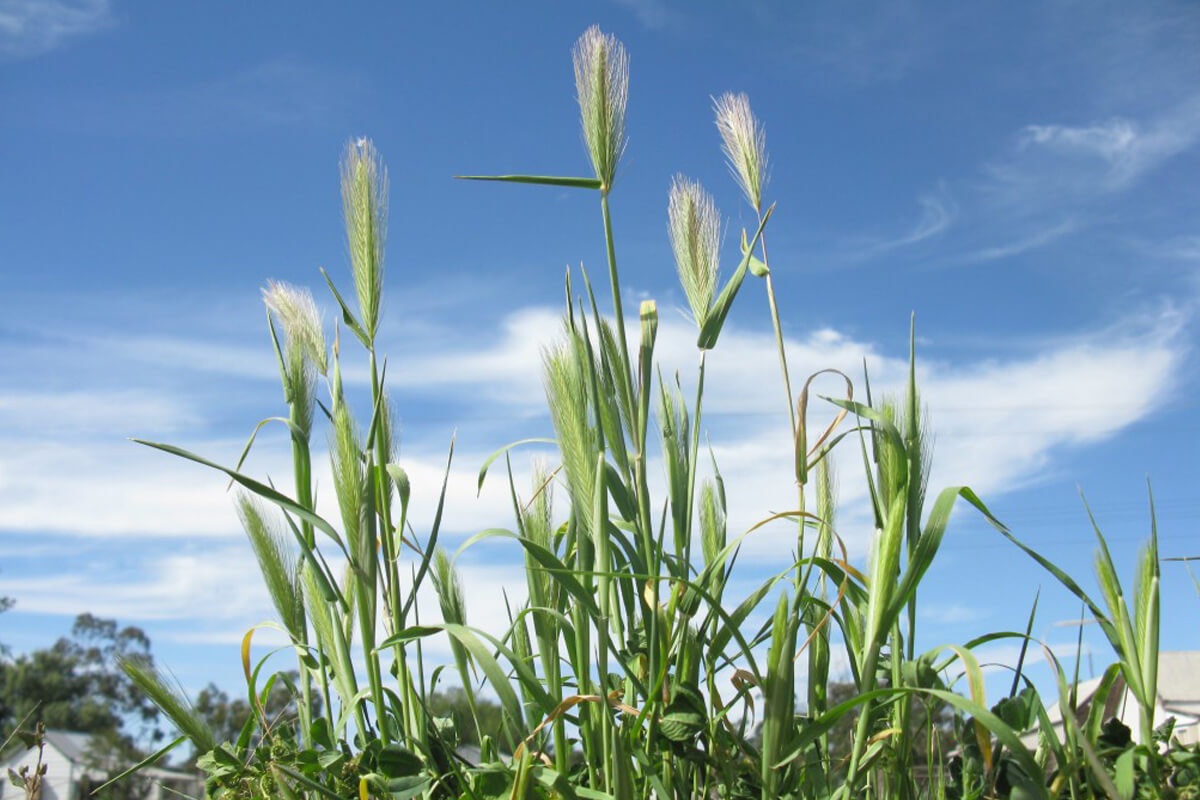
left=985, top=94, right=1200, bottom=207
left=959, top=218, right=1078, bottom=264
left=845, top=186, right=957, bottom=262
left=0, top=389, right=199, bottom=436
left=0, top=0, right=112, bottom=59
left=5, top=547, right=271, bottom=620
left=608, top=0, right=673, bottom=30
left=15, top=57, right=365, bottom=136
left=757, top=1, right=939, bottom=87
left=1131, top=234, right=1200, bottom=261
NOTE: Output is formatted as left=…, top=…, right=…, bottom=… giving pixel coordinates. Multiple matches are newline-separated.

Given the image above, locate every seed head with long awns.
left=340, top=137, right=388, bottom=341
left=573, top=25, right=629, bottom=193
left=668, top=174, right=721, bottom=329
left=714, top=92, right=768, bottom=212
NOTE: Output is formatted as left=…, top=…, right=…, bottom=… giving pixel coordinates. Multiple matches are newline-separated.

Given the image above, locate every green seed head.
left=339, top=138, right=388, bottom=340
left=668, top=175, right=721, bottom=329
left=573, top=26, right=629, bottom=192
left=714, top=92, right=768, bottom=212
left=432, top=547, right=467, bottom=627
left=263, top=280, right=328, bottom=376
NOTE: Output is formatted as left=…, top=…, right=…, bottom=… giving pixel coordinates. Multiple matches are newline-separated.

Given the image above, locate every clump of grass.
left=117, top=24, right=1196, bottom=800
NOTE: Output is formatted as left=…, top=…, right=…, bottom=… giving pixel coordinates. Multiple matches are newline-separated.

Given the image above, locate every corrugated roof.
left=43, top=729, right=92, bottom=764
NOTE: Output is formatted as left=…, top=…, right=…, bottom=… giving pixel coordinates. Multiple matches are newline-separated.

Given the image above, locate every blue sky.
left=2, top=0, right=1198, bottom=710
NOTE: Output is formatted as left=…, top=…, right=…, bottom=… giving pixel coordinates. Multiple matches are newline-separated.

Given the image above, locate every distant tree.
left=0, top=579, right=14, bottom=658
left=0, top=614, right=165, bottom=800
left=0, top=614, right=163, bottom=743
left=192, top=672, right=318, bottom=757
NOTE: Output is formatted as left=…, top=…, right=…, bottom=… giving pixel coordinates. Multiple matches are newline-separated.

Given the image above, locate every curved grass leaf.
left=133, top=439, right=350, bottom=557
left=476, top=438, right=557, bottom=494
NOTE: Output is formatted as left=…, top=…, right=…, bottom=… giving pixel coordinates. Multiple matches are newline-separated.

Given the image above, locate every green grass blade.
left=477, top=438, right=556, bottom=494
left=398, top=435, right=455, bottom=621
left=319, top=267, right=371, bottom=349
left=133, top=438, right=350, bottom=557
left=455, top=174, right=603, bottom=189
left=696, top=204, right=773, bottom=350
left=88, top=735, right=190, bottom=797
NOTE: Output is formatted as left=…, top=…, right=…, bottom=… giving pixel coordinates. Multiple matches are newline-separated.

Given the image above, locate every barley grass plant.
left=119, top=24, right=1200, bottom=800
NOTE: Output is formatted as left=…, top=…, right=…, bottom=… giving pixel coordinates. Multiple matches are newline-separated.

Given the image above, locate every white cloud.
left=382, top=307, right=550, bottom=410
left=2, top=303, right=1182, bottom=694
left=0, top=303, right=1183, bottom=556
left=5, top=546, right=270, bottom=620
left=94, top=334, right=276, bottom=383
left=6, top=540, right=530, bottom=670
left=0, top=0, right=111, bottom=59
left=657, top=304, right=1183, bottom=559
left=1020, top=119, right=1142, bottom=163
left=920, top=603, right=983, bottom=625
left=0, top=389, right=199, bottom=436
left=971, top=639, right=1096, bottom=679
left=987, top=94, right=1200, bottom=204
left=0, top=438, right=244, bottom=537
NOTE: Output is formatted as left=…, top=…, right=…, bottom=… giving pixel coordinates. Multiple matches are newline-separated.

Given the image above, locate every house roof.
left=43, top=729, right=93, bottom=764
left=8, top=730, right=196, bottom=780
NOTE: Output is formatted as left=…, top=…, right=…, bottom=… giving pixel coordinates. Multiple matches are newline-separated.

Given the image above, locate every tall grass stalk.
left=119, top=25, right=1189, bottom=800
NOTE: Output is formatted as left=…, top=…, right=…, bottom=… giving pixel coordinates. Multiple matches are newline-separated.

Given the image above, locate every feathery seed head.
left=235, top=493, right=303, bottom=638
left=329, top=401, right=366, bottom=555
left=340, top=138, right=388, bottom=340
left=543, top=326, right=599, bottom=534
left=699, top=480, right=726, bottom=570
left=714, top=92, right=768, bottom=212
left=263, top=280, right=328, bottom=375
left=432, top=547, right=467, bottom=627
left=573, top=26, right=629, bottom=192
left=668, top=175, right=721, bottom=329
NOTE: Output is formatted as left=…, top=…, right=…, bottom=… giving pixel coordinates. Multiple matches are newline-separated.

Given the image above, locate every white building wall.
left=1, top=741, right=75, bottom=800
